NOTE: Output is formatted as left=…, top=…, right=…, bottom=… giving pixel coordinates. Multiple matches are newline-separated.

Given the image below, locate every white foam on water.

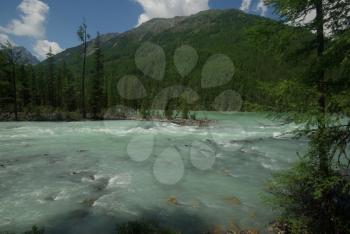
left=107, top=173, right=132, bottom=189
left=220, top=142, right=243, bottom=151
left=201, top=200, right=222, bottom=209
left=215, top=153, right=225, bottom=158
left=93, top=174, right=107, bottom=180
left=81, top=177, right=94, bottom=183
left=260, top=163, right=276, bottom=170
left=36, top=129, right=55, bottom=135
left=0, top=218, right=11, bottom=226
left=73, top=127, right=118, bottom=135
left=10, top=134, right=29, bottom=138
left=54, top=190, right=70, bottom=201
left=93, top=193, right=139, bottom=216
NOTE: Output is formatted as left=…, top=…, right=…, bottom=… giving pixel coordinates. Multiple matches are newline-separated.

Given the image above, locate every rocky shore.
left=0, top=112, right=214, bottom=126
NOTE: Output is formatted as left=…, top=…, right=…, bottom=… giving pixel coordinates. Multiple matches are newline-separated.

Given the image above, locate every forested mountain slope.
left=47, top=9, right=312, bottom=111
left=1, top=9, right=313, bottom=117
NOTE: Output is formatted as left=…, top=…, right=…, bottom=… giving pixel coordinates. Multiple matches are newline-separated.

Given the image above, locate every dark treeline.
left=0, top=31, right=106, bottom=121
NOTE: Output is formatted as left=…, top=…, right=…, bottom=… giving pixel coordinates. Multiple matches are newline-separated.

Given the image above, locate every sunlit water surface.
left=0, top=112, right=307, bottom=233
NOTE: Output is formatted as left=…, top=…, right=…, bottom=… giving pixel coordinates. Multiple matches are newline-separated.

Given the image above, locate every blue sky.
left=0, top=0, right=274, bottom=60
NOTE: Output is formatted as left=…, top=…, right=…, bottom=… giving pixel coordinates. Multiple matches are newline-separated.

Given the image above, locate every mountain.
left=13, top=46, right=39, bottom=65
left=38, top=9, right=312, bottom=111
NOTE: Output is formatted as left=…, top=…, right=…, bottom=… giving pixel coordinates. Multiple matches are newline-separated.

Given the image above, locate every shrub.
left=116, top=221, right=178, bottom=234
left=266, top=159, right=350, bottom=234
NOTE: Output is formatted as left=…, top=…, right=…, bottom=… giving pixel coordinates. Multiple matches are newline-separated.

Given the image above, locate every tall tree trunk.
left=315, top=1, right=334, bottom=233
left=11, top=62, right=18, bottom=121
left=81, top=35, right=87, bottom=119
left=315, top=0, right=329, bottom=177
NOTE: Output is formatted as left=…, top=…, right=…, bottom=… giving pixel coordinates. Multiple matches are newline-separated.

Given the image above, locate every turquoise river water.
left=0, top=112, right=307, bottom=233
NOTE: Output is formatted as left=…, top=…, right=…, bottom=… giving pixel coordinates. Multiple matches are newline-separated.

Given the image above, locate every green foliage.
left=190, top=112, right=196, bottom=120
left=46, top=48, right=55, bottom=107
left=0, top=41, right=20, bottom=120
left=1, top=9, right=317, bottom=119
left=267, top=159, right=350, bottom=234
left=89, top=32, right=104, bottom=119
left=29, top=65, right=39, bottom=106
left=140, top=99, right=151, bottom=120
left=76, top=21, right=90, bottom=118
left=164, top=100, right=175, bottom=120
left=1, top=9, right=345, bottom=122
left=23, top=226, right=44, bottom=234
left=39, top=9, right=311, bottom=115
left=262, top=0, right=350, bottom=233
left=59, top=62, right=77, bottom=111
left=181, top=101, right=189, bottom=119
left=116, top=221, right=177, bottom=234
left=18, top=64, right=30, bottom=108
left=0, top=225, right=44, bottom=234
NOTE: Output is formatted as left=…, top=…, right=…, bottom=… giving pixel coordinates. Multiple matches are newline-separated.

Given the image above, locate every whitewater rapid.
left=0, top=112, right=307, bottom=234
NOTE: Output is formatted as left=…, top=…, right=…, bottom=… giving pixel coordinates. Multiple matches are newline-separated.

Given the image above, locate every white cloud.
left=33, top=39, right=63, bottom=60
left=0, top=33, right=15, bottom=45
left=293, top=10, right=333, bottom=36
left=293, top=9, right=316, bottom=25
left=135, top=0, right=209, bottom=26
left=256, top=0, right=268, bottom=16
left=1, top=0, right=49, bottom=39
left=240, top=0, right=252, bottom=12
left=0, top=0, right=63, bottom=60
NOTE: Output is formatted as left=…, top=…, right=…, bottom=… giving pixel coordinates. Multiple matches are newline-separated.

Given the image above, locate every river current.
left=0, top=112, right=307, bottom=233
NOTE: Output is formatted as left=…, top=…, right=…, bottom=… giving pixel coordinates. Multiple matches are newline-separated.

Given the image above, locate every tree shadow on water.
left=28, top=208, right=210, bottom=234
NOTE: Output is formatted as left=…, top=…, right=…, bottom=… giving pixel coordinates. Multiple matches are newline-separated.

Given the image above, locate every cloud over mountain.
left=256, top=0, right=267, bottom=16
left=0, top=0, right=49, bottom=39
left=0, top=33, right=14, bottom=45
left=33, top=39, right=63, bottom=60
left=136, top=0, right=209, bottom=26
left=0, top=0, right=63, bottom=60
left=240, top=0, right=252, bottom=12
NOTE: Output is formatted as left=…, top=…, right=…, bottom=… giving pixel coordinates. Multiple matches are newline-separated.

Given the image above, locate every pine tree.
left=46, top=47, right=56, bottom=107
left=164, top=101, right=174, bottom=120
left=181, top=101, right=189, bottom=119
left=19, top=64, right=30, bottom=108
left=58, top=62, right=76, bottom=111
left=0, top=49, right=11, bottom=112
left=29, top=65, right=39, bottom=107
left=90, top=32, right=104, bottom=119
left=263, top=0, right=350, bottom=232
left=1, top=42, right=19, bottom=120
left=56, top=62, right=65, bottom=109
left=36, top=66, right=45, bottom=106
left=77, top=21, right=90, bottom=118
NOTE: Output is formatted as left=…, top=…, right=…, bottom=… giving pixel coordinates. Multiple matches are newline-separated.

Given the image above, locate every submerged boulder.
left=167, top=196, right=180, bottom=206
left=223, top=196, right=242, bottom=206
left=81, top=198, right=97, bottom=207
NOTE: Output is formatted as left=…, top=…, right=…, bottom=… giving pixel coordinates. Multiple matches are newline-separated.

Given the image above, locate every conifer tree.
left=90, top=32, right=104, bottom=119
left=77, top=21, right=90, bottom=118
left=56, top=63, right=65, bottom=109
left=46, top=47, right=56, bottom=107
left=29, top=65, right=39, bottom=107
left=19, top=64, right=30, bottom=108
left=263, top=0, right=350, bottom=232
left=36, top=66, right=45, bottom=106
left=60, top=62, right=76, bottom=112
left=0, top=49, right=11, bottom=111
left=1, top=42, right=19, bottom=120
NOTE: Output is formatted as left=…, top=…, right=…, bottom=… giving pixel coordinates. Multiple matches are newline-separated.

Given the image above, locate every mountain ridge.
left=35, top=8, right=311, bottom=111
left=0, top=46, right=39, bottom=65
left=47, top=9, right=272, bottom=63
